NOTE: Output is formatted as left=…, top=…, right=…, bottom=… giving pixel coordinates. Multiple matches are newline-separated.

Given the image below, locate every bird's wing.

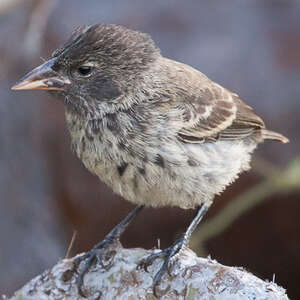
left=174, top=81, right=265, bottom=143
left=158, top=58, right=265, bottom=143
left=158, top=58, right=288, bottom=143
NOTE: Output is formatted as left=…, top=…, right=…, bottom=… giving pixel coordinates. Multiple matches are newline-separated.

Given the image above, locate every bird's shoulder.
left=157, top=57, right=265, bottom=142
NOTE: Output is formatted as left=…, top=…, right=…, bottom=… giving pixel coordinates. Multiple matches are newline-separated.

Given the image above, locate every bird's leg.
left=73, top=205, right=144, bottom=296
left=138, top=203, right=210, bottom=296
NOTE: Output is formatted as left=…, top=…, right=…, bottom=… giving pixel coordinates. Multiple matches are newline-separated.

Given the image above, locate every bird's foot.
left=72, top=234, right=120, bottom=297
left=71, top=205, right=143, bottom=297
left=138, top=234, right=187, bottom=297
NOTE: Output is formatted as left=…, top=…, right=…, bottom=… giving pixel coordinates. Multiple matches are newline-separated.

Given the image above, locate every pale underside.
left=66, top=110, right=257, bottom=209
left=88, top=141, right=256, bottom=209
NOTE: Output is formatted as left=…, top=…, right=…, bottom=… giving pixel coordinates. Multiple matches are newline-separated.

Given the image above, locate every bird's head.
left=12, top=24, right=160, bottom=118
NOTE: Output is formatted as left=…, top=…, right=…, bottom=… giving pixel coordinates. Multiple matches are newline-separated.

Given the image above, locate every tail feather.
left=261, top=129, right=289, bottom=143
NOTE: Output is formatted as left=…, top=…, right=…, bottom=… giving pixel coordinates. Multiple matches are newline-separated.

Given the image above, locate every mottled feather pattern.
left=65, top=55, right=259, bottom=209
left=66, top=105, right=257, bottom=209
left=58, top=24, right=288, bottom=209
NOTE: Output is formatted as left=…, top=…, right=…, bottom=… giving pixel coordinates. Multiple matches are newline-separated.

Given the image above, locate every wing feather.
left=177, top=83, right=238, bottom=143
left=159, top=58, right=285, bottom=144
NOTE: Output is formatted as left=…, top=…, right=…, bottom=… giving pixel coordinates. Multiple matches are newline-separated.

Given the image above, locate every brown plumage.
left=11, top=24, right=289, bottom=296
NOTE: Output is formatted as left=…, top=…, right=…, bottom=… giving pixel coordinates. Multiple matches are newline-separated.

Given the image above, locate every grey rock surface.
left=8, top=247, right=289, bottom=300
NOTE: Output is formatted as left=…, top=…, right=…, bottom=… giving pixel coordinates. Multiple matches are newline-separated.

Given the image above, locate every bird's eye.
left=77, top=65, right=93, bottom=77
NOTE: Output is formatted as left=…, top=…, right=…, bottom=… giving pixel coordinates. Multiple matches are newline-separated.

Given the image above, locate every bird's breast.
left=64, top=110, right=258, bottom=210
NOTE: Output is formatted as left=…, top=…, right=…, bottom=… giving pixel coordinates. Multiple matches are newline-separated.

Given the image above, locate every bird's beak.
left=11, top=58, right=70, bottom=91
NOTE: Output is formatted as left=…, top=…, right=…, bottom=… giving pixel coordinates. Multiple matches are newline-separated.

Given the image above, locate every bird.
left=11, top=24, right=289, bottom=296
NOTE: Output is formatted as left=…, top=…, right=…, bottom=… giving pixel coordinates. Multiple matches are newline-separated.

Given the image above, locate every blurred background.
left=0, top=0, right=299, bottom=298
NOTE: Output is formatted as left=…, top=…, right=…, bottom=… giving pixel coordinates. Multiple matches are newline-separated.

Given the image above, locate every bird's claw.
left=72, top=249, right=99, bottom=297
left=71, top=237, right=119, bottom=297
left=138, top=235, right=186, bottom=297
left=138, top=250, right=166, bottom=272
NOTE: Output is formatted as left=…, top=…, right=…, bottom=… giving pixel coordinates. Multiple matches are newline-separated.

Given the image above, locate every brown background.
left=0, top=0, right=299, bottom=299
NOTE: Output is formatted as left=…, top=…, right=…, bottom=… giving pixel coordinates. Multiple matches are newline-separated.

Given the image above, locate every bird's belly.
left=83, top=158, right=202, bottom=209
left=78, top=139, right=257, bottom=209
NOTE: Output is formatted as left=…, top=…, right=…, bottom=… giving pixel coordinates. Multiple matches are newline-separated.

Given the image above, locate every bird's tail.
left=261, top=129, right=289, bottom=143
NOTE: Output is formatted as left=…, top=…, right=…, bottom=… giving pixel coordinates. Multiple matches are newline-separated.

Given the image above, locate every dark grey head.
left=12, top=24, right=160, bottom=117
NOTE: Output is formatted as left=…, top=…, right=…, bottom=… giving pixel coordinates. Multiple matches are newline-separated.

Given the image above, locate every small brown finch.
left=12, top=24, right=288, bottom=296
